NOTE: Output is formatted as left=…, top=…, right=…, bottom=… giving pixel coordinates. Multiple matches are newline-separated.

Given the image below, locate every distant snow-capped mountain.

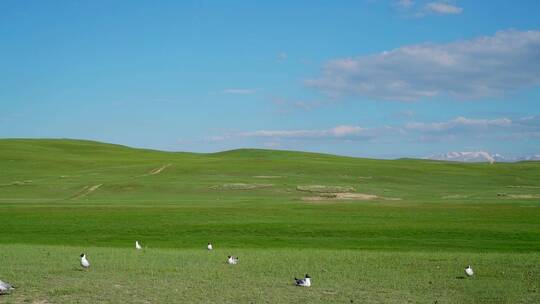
left=425, top=152, right=540, bottom=163
left=426, top=151, right=496, bottom=163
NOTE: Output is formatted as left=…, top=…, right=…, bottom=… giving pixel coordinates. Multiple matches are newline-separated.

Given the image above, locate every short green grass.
left=1, top=245, right=538, bottom=303
left=1, top=139, right=540, bottom=303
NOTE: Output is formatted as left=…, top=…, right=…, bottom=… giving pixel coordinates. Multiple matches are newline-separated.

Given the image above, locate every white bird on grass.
left=0, top=280, right=15, bottom=295
left=80, top=253, right=90, bottom=269
left=207, top=242, right=213, bottom=250
left=226, top=256, right=238, bottom=265
left=465, top=265, right=474, bottom=277
left=136, top=241, right=142, bottom=250
left=294, top=274, right=311, bottom=287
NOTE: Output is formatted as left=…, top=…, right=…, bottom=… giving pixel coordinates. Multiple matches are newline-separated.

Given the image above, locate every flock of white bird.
left=0, top=240, right=476, bottom=296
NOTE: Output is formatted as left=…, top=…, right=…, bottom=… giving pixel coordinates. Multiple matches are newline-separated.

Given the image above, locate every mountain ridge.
left=425, top=151, right=540, bottom=163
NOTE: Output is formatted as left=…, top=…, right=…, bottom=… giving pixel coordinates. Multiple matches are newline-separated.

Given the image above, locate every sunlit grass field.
left=1, top=139, right=539, bottom=303
left=1, top=245, right=538, bottom=303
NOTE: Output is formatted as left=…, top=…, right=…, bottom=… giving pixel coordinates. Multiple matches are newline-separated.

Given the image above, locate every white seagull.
left=136, top=241, right=142, bottom=250
left=80, top=253, right=90, bottom=269
left=0, top=280, right=15, bottom=295
left=207, top=243, right=213, bottom=250
left=295, top=274, right=311, bottom=287
left=465, top=265, right=474, bottom=277
left=226, top=255, right=238, bottom=265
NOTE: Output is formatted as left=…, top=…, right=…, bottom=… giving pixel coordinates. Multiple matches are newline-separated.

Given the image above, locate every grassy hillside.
left=0, top=139, right=539, bottom=303
left=1, top=138, right=539, bottom=251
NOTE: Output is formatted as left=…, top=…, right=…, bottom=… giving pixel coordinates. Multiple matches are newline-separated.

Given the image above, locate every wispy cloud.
left=271, top=97, right=329, bottom=113
left=307, top=30, right=540, bottom=101
left=277, top=52, right=288, bottom=63
left=395, top=0, right=414, bottom=8
left=205, top=135, right=229, bottom=142
left=263, top=141, right=282, bottom=148
left=393, top=110, right=415, bottom=119
left=206, top=115, right=540, bottom=145
left=240, top=125, right=366, bottom=139
left=393, top=0, right=462, bottom=17
left=406, top=117, right=512, bottom=132
left=222, top=88, right=258, bottom=95
left=424, top=2, right=463, bottom=15
left=405, top=115, right=540, bottom=142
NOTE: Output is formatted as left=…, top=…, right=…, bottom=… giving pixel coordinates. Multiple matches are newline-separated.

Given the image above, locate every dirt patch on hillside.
left=148, top=164, right=171, bottom=175
left=302, top=192, right=401, bottom=202
left=210, top=183, right=273, bottom=190
left=442, top=194, right=468, bottom=199
left=497, top=192, right=540, bottom=199
left=500, top=194, right=540, bottom=199
left=135, top=164, right=172, bottom=178
left=0, top=180, right=32, bottom=187
left=506, top=185, right=540, bottom=189
left=296, top=185, right=355, bottom=193
left=71, top=184, right=103, bottom=199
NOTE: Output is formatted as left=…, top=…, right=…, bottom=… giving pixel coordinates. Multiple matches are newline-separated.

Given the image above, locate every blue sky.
left=1, top=0, right=539, bottom=158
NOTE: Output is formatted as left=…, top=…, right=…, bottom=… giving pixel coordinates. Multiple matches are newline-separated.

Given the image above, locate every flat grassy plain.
left=1, top=139, right=539, bottom=303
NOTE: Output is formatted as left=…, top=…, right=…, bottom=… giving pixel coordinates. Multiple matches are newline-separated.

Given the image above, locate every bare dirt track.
left=71, top=184, right=103, bottom=199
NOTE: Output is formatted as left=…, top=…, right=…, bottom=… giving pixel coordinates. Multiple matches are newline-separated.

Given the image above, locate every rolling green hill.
left=1, top=138, right=539, bottom=251
left=1, top=139, right=539, bottom=303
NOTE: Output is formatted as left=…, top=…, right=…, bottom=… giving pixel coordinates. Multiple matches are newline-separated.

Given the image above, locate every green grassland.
left=0, top=139, right=539, bottom=303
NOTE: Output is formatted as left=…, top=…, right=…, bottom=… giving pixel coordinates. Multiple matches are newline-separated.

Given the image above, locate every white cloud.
left=425, top=2, right=463, bottom=15
left=240, top=115, right=538, bottom=141
left=394, top=110, right=415, bottom=119
left=406, top=117, right=512, bottom=132
left=222, top=88, right=257, bottom=95
left=516, top=115, right=540, bottom=127
left=453, top=117, right=511, bottom=127
left=241, top=130, right=319, bottom=138
left=263, top=141, right=281, bottom=148
left=307, top=30, right=540, bottom=101
left=332, top=125, right=364, bottom=137
left=395, top=0, right=414, bottom=8
left=271, top=97, right=331, bottom=113
left=205, top=115, right=540, bottom=147
left=240, top=125, right=366, bottom=139
left=404, top=115, right=540, bottom=142
left=277, top=52, right=288, bottom=62
left=205, top=135, right=229, bottom=142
